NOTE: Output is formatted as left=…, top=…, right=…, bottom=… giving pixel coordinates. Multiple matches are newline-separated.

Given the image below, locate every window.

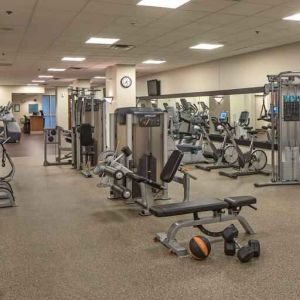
left=42, top=95, right=57, bottom=129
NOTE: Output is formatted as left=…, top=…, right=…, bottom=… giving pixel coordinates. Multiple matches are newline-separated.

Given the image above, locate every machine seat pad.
left=160, top=150, right=184, bottom=183
left=224, top=196, right=256, bottom=208
left=150, top=198, right=228, bottom=217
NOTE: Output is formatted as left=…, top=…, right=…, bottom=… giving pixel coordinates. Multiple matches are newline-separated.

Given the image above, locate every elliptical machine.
left=236, top=111, right=250, bottom=140
left=166, top=99, right=208, bottom=164
left=0, top=102, right=21, bottom=143
left=0, top=136, right=16, bottom=207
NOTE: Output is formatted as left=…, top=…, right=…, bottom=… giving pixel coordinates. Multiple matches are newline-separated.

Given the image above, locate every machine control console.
left=138, top=114, right=161, bottom=127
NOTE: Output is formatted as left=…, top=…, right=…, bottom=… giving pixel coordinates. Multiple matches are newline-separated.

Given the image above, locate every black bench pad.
left=224, top=196, right=256, bottom=208
left=177, top=144, right=202, bottom=152
left=150, top=198, right=228, bottom=217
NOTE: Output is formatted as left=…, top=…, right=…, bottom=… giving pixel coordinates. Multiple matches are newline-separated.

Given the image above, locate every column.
left=105, top=64, right=136, bottom=111
left=56, top=87, right=69, bottom=129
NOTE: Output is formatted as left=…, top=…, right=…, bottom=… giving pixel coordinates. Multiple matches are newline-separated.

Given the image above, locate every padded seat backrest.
left=79, top=123, right=93, bottom=146
left=160, top=150, right=183, bottom=183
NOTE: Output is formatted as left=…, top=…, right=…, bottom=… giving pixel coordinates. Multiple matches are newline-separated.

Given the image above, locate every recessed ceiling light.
left=27, top=83, right=38, bottom=86
left=39, top=75, right=54, bottom=78
left=62, top=57, right=86, bottom=62
left=48, top=68, right=66, bottom=72
left=85, top=37, right=120, bottom=45
left=137, top=0, right=191, bottom=9
left=283, top=13, right=300, bottom=21
left=143, top=60, right=166, bottom=64
left=94, top=76, right=106, bottom=79
left=190, top=43, right=224, bottom=50
left=32, top=80, right=45, bottom=83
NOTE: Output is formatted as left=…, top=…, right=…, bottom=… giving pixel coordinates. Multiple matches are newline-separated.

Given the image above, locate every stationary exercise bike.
left=196, top=112, right=238, bottom=171
left=219, top=122, right=269, bottom=179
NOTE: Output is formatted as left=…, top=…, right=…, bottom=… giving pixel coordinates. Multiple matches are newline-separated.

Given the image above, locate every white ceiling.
left=1, top=0, right=300, bottom=86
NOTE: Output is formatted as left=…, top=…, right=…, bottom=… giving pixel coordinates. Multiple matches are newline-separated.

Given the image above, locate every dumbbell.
left=237, top=240, right=260, bottom=262
left=222, top=224, right=239, bottom=256
left=222, top=225, right=261, bottom=263
left=248, top=240, right=261, bottom=258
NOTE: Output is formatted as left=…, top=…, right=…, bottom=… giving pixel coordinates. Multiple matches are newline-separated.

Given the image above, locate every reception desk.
left=30, top=116, right=44, bottom=134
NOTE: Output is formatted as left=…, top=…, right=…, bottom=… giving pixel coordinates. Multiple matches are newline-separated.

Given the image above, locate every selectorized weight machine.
left=109, top=107, right=169, bottom=200
left=256, top=71, right=300, bottom=187
left=71, top=88, right=107, bottom=177
left=96, top=107, right=197, bottom=216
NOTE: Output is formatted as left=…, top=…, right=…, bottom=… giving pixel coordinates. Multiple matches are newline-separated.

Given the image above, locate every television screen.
left=147, top=80, right=161, bottom=96
left=29, top=103, right=39, bottom=113
left=219, top=111, right=228, bottom=122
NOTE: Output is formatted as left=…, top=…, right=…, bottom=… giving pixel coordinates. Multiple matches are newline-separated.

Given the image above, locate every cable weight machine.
left=255, top=71, right=300, bottom=187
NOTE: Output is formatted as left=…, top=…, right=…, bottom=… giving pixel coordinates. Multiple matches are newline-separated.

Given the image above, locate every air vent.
left=0, top=63, right=12, bottom=67
left=110, top=44, right=135, bottom=51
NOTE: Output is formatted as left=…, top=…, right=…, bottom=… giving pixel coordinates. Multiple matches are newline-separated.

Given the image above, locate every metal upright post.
left=102, top=101, right=107, bottom=151
left=270, top=86, right=276, bottom=182
left=162, top=112, right=169, bottom=199
left=126, top=114, right=133, bottom=170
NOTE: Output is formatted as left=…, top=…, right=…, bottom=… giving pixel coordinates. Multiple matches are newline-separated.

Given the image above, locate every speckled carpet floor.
left=0, top=135, right=299, bottom=300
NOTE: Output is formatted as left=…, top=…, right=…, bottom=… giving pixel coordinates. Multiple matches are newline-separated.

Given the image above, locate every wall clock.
left=121, top=76, right=132, bottom=88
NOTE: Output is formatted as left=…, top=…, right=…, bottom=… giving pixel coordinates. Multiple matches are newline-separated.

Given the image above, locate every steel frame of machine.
left=70, top=88, right=107, bottom=173
left=109, top=108, right=169, bottom=202
left=255, top=71, right=300, bottom=187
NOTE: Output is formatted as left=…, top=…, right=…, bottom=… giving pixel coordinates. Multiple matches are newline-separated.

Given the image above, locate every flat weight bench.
left=150, top=196, right=257, bottom=257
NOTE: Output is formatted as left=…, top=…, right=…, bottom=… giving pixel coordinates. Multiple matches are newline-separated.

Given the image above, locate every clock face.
left=264, top=84, right=270, bottom=95
left=121, top=76, right=132, bottom=88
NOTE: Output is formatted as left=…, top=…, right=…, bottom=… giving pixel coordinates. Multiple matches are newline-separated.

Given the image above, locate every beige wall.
left=137, top=42, right=300, bottom=97
left=0, top=86, right=44, bottom=106
left=12, top=94, right=43, bottom=126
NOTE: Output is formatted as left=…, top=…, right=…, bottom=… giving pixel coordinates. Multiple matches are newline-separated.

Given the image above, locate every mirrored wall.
left=137, top=91, right=273, bottom=143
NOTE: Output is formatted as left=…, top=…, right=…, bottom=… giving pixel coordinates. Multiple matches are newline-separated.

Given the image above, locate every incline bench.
left=150, top=196, right=257, bottom=257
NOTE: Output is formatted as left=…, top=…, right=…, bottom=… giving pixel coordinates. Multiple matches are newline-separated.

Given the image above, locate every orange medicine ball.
left=189, top=236, right=211, bottom=260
